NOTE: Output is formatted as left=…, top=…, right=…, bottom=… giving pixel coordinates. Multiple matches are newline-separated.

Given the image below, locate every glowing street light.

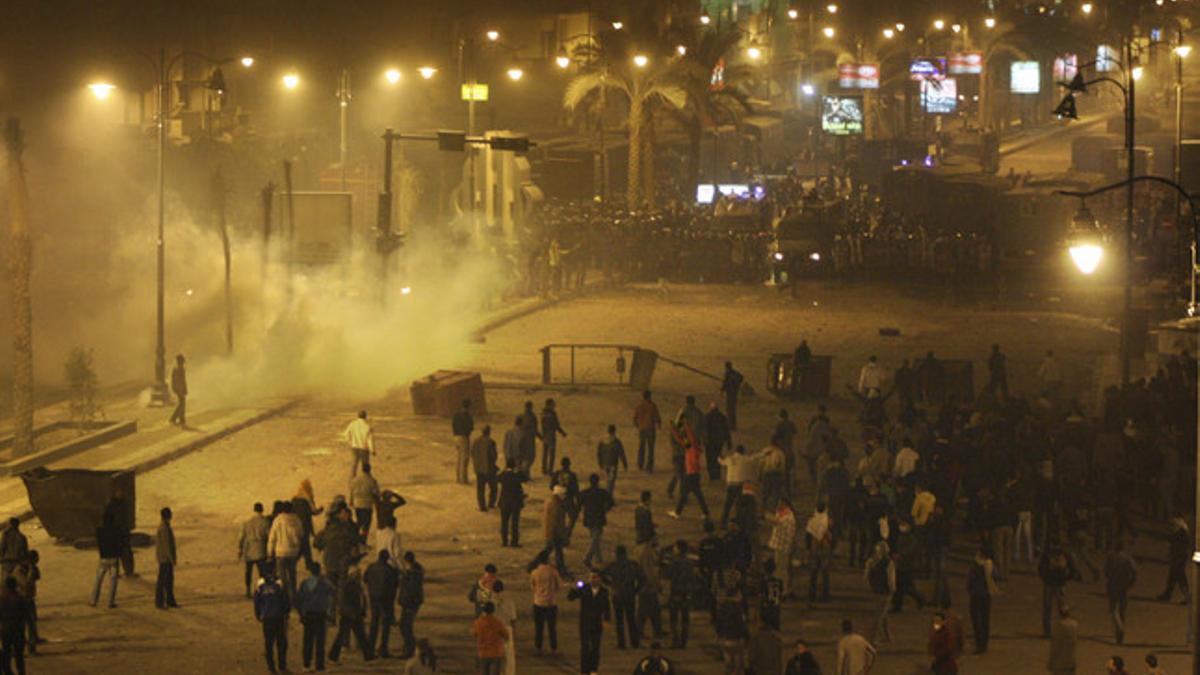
left=700, top=10, right=711, bottom=25
left=556, top=52, right=571, bottom=69
left=1082, top=2, right=1094, bottom=14
left=895, top=22, right=906, bottom=32
left=787, top=7, right=799, bottom=19
left=418, top=66, right=437, bottom=80
left=486, top=30, right=500, bottom=42
left=1132, top=66, right=1144, bottom=81
left=384, top=68, right=402, bottom=84
left=747, top=46, right=763, bottom=60
left=1176, top=44, right=1193, bottom=59
left=826, top=3, right=838, bottom=13
left=282, top=73, right=300, bottom=90
left=240, top=56, right=255, bottom=68
left=633, top=53, right=649, bottom=68
left=801, top=83, right=815, bottom=96
left=506, top=65, right=524, bottom=81
left=676, top=44, right=688, bottom=56
left=883, top=28, right=895, bottom=39
left=951, top=23, right=962, bottom=33
left=933, top=19, right=946, bottom=30
left=984, top=17, right=996, bottom=29
left=611, top=21, right=624, bottom=30
left=1067, top=204, right=1104, bottom=275
left=88, top=82, right=116, bottom=101
left=822, top=26, right=836, bottom=38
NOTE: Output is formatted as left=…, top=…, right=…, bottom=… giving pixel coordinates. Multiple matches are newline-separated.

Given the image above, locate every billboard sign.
left=1053, top=53, right=1078, bottom=82
left=838, top=62, right=880, bottom=89
left=1097, top=45, right=1118, bottom=72
left=910, top=57, right=946, bottom=81
left=921, top=77, right=958, bottom=114
left=821, top=95, right=864, bottom=135
left=1010, top=61, right=1040, bottom=94
left=948, top=52, right=983, bottom=75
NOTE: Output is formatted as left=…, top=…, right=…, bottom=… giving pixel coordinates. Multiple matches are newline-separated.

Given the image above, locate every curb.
left=473, top=282, right=613, bottom=337
left=999, top=114, right=1114, bottom=158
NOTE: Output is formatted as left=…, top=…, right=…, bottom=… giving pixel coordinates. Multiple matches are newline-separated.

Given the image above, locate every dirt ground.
left=17, top=282, right=1192, bottom=674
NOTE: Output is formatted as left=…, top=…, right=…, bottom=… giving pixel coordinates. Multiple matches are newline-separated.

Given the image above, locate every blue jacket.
left=254, top=580, right=291, bottom=620
left=294, top=575, right=336, bottom=616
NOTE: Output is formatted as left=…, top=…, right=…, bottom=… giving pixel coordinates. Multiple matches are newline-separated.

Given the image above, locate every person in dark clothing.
left=891, top=520, right=925, bottom=612
left=917, top=351, right=945, bottom=404
left=665, top=540, right=696, bottom=649
left=452, top=398, right=474, bottom=485
left=568, top=571, right=612, bottom=674
left=397, top=552, right=424, bottom=659
left=155, top=507, right=178, bottom=609
left=497, top=461, right=528, bottom=547
left=703, top=405, right=732, bottom=481
left=635, top=491, right=657, bottom=545
left=254, top=571, right=291, bottom=674
left=168, top=353, right=188, bottom=426
left=792, top=340, right=812, bottom=397
left=102, top=492, right=135, bottom=577
left=760, top=558, right=784, bottom=631
left=966, top=548, right=998, bottom=654
left=0, top=577, right=30, bottom=675
left=784, top=638, right=822, bottom=675
left=720, top=362, right=745, bottom=430
left=541, top=398, right=569, bottom=476
left=1039, top=548, right=1079, bottom=637
left=294, top=563, right=336, bottom=672
left=893, top=359, right=915, bottom=411
left=601, top=545, right=645, bottom=650
left=364, top=550, right=398, bottom=658
left=550, top=457, right=583, bottom=535
left=633, top=642, right=675, bottom=674
left=471, top=426, right=499, bottom=512
left=986, top=344, right=1008, bottom=399
left=328, top=569, right=375, bottom=663
left=580, top=474, right=615, bottom=568
left=597, top=425, right=629, bottom=496
left=697, top=521, right=725, bottom=591
left=1158, top=516, right=1191, bottom=602
left=1104, top=540, right=1137, bottom=644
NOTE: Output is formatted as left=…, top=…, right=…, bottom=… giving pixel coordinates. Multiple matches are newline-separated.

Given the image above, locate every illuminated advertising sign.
left=1097, top=45, right=1118, bottom=72
left=821, top=95, right=864, bottom=135
left=948, top=52, right=983, bottom=75
left=460, top=83, right=489, bottom=101
left=838, top=63, right=880, bottom=89
left=1053, top=53, right=1078, bottom=82
left=910, top=57, right=946, bottom=81
left=1010, top=61, right=1040, bottom=94
left=921, top=77, right=958, bottom=114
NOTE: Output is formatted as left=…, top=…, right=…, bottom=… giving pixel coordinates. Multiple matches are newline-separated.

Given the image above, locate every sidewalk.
left=0, top=391, right=297, bottom=526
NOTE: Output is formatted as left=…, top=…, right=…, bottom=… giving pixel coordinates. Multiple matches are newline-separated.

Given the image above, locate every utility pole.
left=151, top=47, right=169, bottom=407
left=5, top=118, right=33, bottom=457
left=1122, top=37, right=1135, bottom=387
left=338, top=68, right=351, bottom=191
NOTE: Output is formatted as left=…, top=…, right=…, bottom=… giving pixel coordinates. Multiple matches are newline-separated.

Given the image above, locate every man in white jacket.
left=268, top=502, right=304, bottom=599
left=857, top=356, right=885, bottom=396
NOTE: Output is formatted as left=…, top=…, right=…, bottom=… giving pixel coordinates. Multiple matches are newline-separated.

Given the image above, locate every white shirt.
left=719, top=453, right=760, bottom=484
left=375, top=527, right=404, bottom=569
left=344, top=418, right=374, bottom=451
left=858, top=361, right=884, bottom=393
left=894, top=446, right=919, bottom=478
left=805, top=511, right=830, bottom=542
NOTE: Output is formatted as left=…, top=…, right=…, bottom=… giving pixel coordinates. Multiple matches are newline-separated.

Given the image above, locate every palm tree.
left=563, top=35, right=687, bottom=208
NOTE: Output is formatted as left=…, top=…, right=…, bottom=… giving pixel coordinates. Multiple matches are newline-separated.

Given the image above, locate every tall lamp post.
left=96, top=49, right=245, bottom=406
left=1055, top=175, right=1200, bottom=675
left=1054, top=44, right=1136, bottom=385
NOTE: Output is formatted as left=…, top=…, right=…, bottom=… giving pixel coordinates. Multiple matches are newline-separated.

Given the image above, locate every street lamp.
left=700, top=10, right=712, bottom=25
left=1176, top=44, right=1193, bottom=59
left=88, top=82, right=116, bottom=100
left=556, top=51, right=571, bottom=69
left=1082, top=2, right=1094, bottom=14
left=633, top=54, right=649, bottom=68
left=1132, top=66, right=1144, bottom=81
left=951, top=23, right=962, bottom=34
left=747, top=46, right=763, bottom=60
left=826, top=3, right=838, bottom=13
left=240, top=56, right=255, bottom=68
left=787, top=7, right=799, bottom=19
left=933, top=19, right=946, bottom=30
left=801, top=83, right=815, bottom=96
left=985, top=17, right=997, bottom=29
left=883, top=28, right=895, bottom=39
left=506, top=64, right=524, bottom=81
left=486, top=30, right=500, bottom=42
left=418, top=66, right=437, bottom=80
left=282, top=72, right=300, bottom=89
left=384, top=68, right=402, bottom=84
left=676, top=44, right=688, bottom=56
left=822, top=26, right=836, bottom=38
left=895, top=22, right=906, bottom=32
left=611, top=21, right=624, bottom=30
left=1066, top=203, right=1105, bottom=275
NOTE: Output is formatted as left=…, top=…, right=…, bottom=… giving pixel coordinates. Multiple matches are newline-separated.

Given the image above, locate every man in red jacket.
left=667, top=423, right=709, bottom=520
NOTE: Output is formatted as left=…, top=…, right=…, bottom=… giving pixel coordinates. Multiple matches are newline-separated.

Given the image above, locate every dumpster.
left=767, top=354, right=833, bottom=399
left=21, top=467, right=135, bottom=541
left=410, top=370, right=487, bottom=417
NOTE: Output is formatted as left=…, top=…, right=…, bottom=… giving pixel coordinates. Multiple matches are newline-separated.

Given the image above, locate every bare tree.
left=5, top=119, right=33, bottom=456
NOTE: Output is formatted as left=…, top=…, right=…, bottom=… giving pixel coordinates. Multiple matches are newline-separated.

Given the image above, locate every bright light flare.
left=418, top=66, right=437, bottom=80
left=801, top=83, right=815, bottom=96
left=506, top=66, right=524, bottom=81
left=384, top=68, right=402, bottom=84
left=1176, top=45, right=1193, bottom=58
left=809, top=252, right=822, bottom=261
left=951, top=23, right=962, bottom=33
left=556, top=54, right=571, bottom=69
left=985, top=17, right=996, bottom=28
left=282, top=73, right=300, bottom=89
left=400, top=286, right=413, bottom=295
left=773, top=252, right=784, bottom=261
left=240, top=56, right=255, bottom=68
left=633, top=54, right=649, bottom=68
left=1081, top=2, right=1093, bottom=14
left=895, top=22, right=906, bottom=32
left=787, top=8, right=799, bottom=19
left=826, top=3, right=838, bottom=13
left=676, top=44, right=687, bottom=56
left=1132, top=66, right=1144, bottom=81
left=700, top=12, right=711, bottom=25
left=747, top=46, right=763, bottom=60
left=822, top=26, right=836, bottom=38
left=933, top=19, right=945, bottom=30
left=486, top=30, right=500, bottom=42
left=1069, top=244, right=1103, bottom=275
left=88, top=82, right=116, bottom=100
left=611, top=21, right=624, bottom=30
left=883, top=28, right=895, bottom=39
